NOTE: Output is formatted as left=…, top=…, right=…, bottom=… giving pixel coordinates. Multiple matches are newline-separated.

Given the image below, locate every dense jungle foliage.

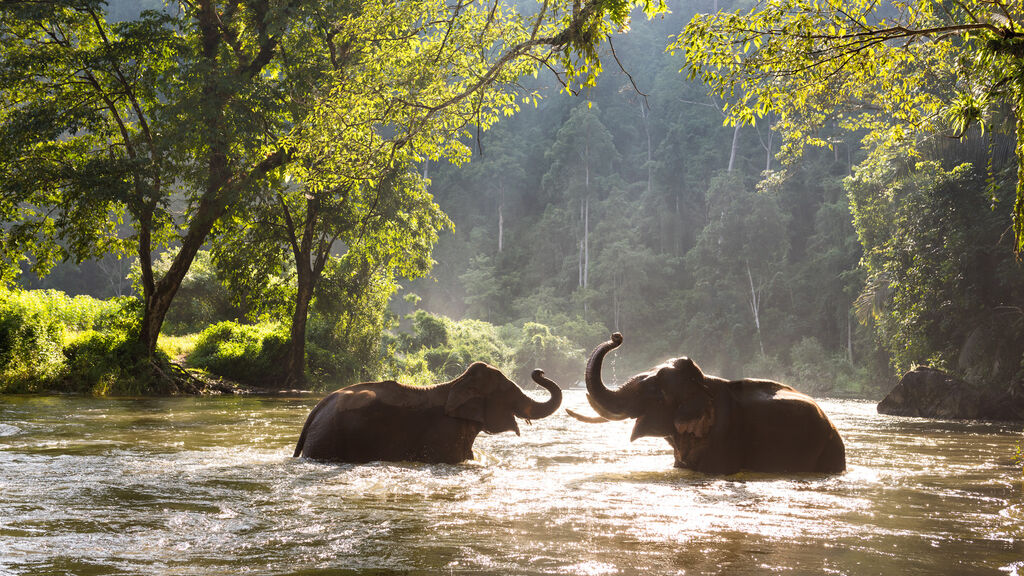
left=2, top=0, right=1022, bottom=397
left=407, top=1, right=1024, bottom=396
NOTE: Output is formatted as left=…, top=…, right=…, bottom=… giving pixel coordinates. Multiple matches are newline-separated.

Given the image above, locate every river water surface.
left=1, top=390, right=1022, bottom=575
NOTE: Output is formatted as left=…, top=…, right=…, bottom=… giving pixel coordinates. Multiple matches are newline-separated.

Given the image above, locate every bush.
left=187, top=321, right=289, bottom=385
left=62, top=330, right=166, bottom=395
left=786, top=336, right=870, bottom=397
left=0, top=288, right=150, bottom=394
left=789, top=337, right=830, bottom=390
left=447, top=319, right=514, bottom=372
left=303, top=261, right=399, bottom=390
left=0, top=289, right=66, bottom=392
left=389, top=311, right=513, bottom=384
left=743, top=353, right=787, bottom=384
left=404, top=309, right=449, bottom=351
left=512, top=322, right=583, bottom=387
left=390, top=310, right=585, bottom=388
left=1, top=288, right=123, bottom=334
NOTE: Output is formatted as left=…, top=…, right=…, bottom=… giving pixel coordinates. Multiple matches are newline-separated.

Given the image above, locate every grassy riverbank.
left=0, top=287, right=584, bottom=396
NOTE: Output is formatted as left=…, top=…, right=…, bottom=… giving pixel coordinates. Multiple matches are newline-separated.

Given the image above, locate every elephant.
left=567, top=333, right=846, bottom=474
left=293, top=363, right=562, bottom=464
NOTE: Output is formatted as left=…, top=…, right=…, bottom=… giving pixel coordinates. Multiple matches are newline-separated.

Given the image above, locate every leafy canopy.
left=0, top=0, right=666, bottom=359
left=676, top=0, right=1024, bottom=251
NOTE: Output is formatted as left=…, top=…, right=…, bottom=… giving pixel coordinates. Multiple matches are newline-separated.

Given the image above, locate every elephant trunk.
left=514, top=369, right=562, bottom=420
left=585, top=333, right=638, bottom=419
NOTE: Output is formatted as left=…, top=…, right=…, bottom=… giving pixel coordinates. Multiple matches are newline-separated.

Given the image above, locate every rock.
left=877, top=366, right=1024, bottom=421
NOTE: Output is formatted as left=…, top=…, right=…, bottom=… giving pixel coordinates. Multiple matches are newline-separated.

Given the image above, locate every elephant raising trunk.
left=514, top=369, right=562, bottom=420
left=294, top=362, right=564, bottom=464
left=584, top=332, right=639, bottom=420
left=571, top=331, right=847, bottom=474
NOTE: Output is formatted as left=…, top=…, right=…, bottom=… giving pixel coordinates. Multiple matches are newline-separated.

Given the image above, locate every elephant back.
left=725, top=378, right=798, bottom=403
left=336, top=380, right=440, bottom=411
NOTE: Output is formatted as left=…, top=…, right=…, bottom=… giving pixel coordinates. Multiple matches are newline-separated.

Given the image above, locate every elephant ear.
left=630, top=373, right=686, bottom=441
left=445, top=364, right=521, bottom=435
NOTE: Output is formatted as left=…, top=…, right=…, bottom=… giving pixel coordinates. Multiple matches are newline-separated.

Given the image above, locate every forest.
left=3, top=2, right=1024, bottom=574
left=1, top=0, right=1023, bottom=401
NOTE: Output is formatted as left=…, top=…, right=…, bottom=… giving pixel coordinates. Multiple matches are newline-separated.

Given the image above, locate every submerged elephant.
left=293, top=363, right=562, bottom=463
left=568, top=333, right=846, bottom=474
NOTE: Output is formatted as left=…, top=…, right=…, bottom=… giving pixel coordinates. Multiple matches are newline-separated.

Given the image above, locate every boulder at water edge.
left=877, top=366, right=1024, bottom=421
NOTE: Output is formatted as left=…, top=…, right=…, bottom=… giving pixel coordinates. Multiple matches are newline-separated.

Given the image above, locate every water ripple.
left=0, top=393, right=1022, bottom=575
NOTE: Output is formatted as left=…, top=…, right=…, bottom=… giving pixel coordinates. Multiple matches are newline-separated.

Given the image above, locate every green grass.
left=159, top=333, right=200, bottom=363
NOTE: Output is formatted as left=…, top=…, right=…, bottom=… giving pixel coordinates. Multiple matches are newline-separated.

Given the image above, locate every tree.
left=684, top=173, right=789, bottom=372
left=0, top=0, right=666, bottom=379
left=677, top=0, right=1024, bottom=251
left=214, top=167, right=446, bottom=386
left=848, top=147, right=1024, bottom=386
left=468, top=128, right=528, bottom=255
left=590, top=187, right=665, bottom=338
left=460, top=254, right=501, bottom=321
left=541, top=103, right=621, bottom=296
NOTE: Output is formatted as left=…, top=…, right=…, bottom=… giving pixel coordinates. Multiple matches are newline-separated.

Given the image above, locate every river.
left=0, top=390, right=1021, bottom=575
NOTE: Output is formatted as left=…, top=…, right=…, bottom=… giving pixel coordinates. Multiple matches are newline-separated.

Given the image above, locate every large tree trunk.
left=138, top=196, right=226, bottom=357
left=583, top=195, right=589, bottom=289
left=846, top=311, right=854, bottom=364
left=641, top=101, right=652, bottom=195
left=498, top=185, right=504, bottom=253
left=137, top=0, right=230, bottom=358
left=578, top=201, right=585, bottom=288
left=613, top=275, right=620, bottom=331
left=280, top=194, right=330, bottom=389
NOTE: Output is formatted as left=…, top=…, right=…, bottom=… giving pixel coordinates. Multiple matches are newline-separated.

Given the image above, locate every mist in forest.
left=7, top=0, right=1023, bottom=400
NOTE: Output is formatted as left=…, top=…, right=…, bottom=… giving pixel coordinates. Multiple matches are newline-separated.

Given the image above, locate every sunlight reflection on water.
left=0, top=392, right=1022, bottom=575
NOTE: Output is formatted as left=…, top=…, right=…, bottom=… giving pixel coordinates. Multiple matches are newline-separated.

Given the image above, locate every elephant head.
left=579, top=332, right=715, bottom=442
left=445, top=362, right=562, bottom=435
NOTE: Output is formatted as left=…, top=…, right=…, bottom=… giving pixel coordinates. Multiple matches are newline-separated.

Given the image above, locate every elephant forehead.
left=654, top=360, right=676, bottom=372
left=627, top=367, right=659, bottom=382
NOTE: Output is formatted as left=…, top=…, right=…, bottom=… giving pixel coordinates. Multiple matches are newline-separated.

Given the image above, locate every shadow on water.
left=1, top=393, right=1022, bottom=575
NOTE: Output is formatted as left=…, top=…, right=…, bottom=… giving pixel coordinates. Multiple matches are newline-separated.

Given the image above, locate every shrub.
left=0, top=288, right=148, bottom=394
left=62, top=330, right=166, bottom=395
left=404, top=309, right=449, bottom=351
left=296, top=257, right=403, bottom=390
left=448, top=319, right=514, bottom=372
left=512, top=322, right=583, bottom=387
left=187, top=321, right=289, bottom=385
left=0, top=289, right=66, bottom=392
left=744, top=353, right=787, bottom=384
left=389, top=310, right=580, bottom=386
left=786, top=336, right=870, bottom=397
left=790, top=337, right=830, bottom=390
